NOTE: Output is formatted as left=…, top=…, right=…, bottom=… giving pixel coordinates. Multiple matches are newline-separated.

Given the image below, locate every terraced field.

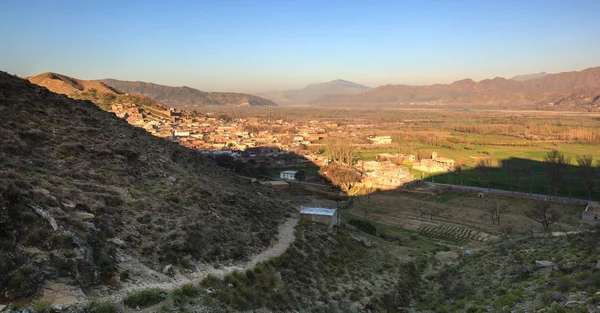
left=418, top=224, right=496, bottom=243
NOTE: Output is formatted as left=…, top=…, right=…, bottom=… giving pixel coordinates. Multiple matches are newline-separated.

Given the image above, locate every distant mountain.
left=257, top=79, right=371, bottom=105
left=101, top=79, right=277, bottom=108
left=310, top=67, right=600, bottom=109
left=27, top=72, right=121, bottom=96
left=510, top=72, right=551, bottom=81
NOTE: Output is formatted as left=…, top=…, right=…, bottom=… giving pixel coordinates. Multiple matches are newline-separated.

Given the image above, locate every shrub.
left=347, top=218, right=377, bottom=235
left=123, top=288, right=165, bottom=308
left=32, top=301, right=53, bottom=313
left=88, top=299, right=120, bottom=313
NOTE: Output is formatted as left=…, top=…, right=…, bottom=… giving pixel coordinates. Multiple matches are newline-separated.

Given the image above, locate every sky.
left=1, top=0, right=600, bottom=93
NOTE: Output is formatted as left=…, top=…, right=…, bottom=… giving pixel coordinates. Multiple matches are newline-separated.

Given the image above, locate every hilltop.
left=100, top=79, right=278, bottom=109
left=257, top=79, right=371, bottom=105
left=0, top=72, right=290, bottom=304
left=27, top=72, right=121, bottom=96
left=310, top=67, right=600, bottom=109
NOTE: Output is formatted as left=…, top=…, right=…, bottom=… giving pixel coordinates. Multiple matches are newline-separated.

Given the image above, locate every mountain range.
left=310, top=67, right=600, bottom=109
left=256, top=79, right=371, bottom=105
left=25, top=72, right=277, bottom=108
left=101, top=79, right=277, bottom=108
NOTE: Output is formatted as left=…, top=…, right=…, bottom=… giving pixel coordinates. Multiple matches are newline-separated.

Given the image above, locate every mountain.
left=27, top=72, right=121, bottom=96
left=0, top=71, right=289, bottom=301
left=257, top=79, right=371, bottom=105
left=310, top=67, right=600, bottom=109
left=100, top=79, right=277, bottom=109
left=510, top=72, right=551, bottom=81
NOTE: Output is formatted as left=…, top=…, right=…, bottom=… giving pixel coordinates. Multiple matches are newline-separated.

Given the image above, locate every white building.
left=280, top=170, right=298, bottom=180
left=174, top=130, right=190, bottom=137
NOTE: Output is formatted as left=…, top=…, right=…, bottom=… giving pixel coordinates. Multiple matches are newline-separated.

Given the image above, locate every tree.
left=476, top=158, right=493, bottom=191
left=454, top=163, right=465, bottom=186
left=520, top=159, right=533, bottom=195
left=525, top=202, right=561, bottom=231
left=543, top=150, right=570, bottom=197
left=487, top=202, right=502, bottom=226
left=325, top=137, right=357, bottom=165
left=319, top=164, right=361, bottom=193
left=421, top=206, right=443, bottom=220
left=294, top=170, right=307, bottom=182
left=501, top=159, right=521, bottom=192
left=577, top=155, right=596, bottom=200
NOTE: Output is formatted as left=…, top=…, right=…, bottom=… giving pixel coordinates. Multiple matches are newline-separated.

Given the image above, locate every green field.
left=357, top=141, right=600, bottom=200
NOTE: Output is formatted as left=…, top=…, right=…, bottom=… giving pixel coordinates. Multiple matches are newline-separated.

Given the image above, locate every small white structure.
left=280, top=170, right=298, bottom=181
left=174, top=130, right=190, bottom=137
left=582, top=202, right=600, bottom=221
left=300, top=207, right=338, bottom=225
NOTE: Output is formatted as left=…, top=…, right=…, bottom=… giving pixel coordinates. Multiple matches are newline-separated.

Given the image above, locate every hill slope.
left=0, top=71, right=289, bottom=302
left=310, top=67, right=600, bottom=109
left=257, top=79, right=371, bottom=104
left=27, top=72, right=122, bottom=96
left=101, top=79, right=277, bottom=109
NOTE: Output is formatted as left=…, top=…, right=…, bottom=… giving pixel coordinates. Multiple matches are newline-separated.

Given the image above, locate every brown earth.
left=27, top=72, right=122, bottom=96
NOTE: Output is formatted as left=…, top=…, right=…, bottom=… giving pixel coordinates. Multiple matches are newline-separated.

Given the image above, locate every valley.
left=3, top=69, right=600, bottom=312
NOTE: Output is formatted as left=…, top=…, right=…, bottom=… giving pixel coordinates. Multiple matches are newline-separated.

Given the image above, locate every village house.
left=412, top=151, right=455, bottom=173
left=376, top=153, right=416, bottom=163
left=300, top=207, right=338, bottom=226
left=367, top=135, right=392, bottom=144
left=174, top=130, right=190, bottom=137
left=260, top=180, right=290, bottom=190
left=280, top=170, right=298, bottom=180
left=582, top=202, right=600, bottom=221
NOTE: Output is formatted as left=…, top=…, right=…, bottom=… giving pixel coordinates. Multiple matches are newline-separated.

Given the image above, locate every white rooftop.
left=281, top=170, right=297, bottom=174
left=300, top=207, right=336, bottom=216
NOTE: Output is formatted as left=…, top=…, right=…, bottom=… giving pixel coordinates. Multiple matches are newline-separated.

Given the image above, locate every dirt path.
left=92, top=217, right=298, bottom=303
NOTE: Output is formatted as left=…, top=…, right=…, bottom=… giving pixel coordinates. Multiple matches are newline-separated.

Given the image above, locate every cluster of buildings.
left=107, top=99, right=457, bottom=189
left=412, top=152, right=455, bottom=173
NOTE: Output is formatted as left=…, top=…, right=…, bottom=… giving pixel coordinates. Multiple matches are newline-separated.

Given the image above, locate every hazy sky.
left=2, top=0, right=599, bottom=93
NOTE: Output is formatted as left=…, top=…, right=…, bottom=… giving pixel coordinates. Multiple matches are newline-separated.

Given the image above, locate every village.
left=108, top=100, right=457, bottom=191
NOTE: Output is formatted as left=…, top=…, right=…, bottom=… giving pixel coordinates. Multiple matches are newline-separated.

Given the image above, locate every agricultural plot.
left=343, top=189, right=587, bottom=246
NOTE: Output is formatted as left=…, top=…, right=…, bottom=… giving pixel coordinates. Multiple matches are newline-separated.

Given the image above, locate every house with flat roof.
left=300, top=207, right=338, bottom=226
left=280, top=170, right=298, bottom=180
left=582, top=202, right=600, bottom=221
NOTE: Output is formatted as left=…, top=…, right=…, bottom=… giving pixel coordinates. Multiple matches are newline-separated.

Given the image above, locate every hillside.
left=100, top=79, right=277, bottom=109
left=310, top=67, right=600, bottom=109
left=27, top=72, right=121, bottom=96
left=0, top=72, right=290, bottom=304
left=258, top=79, right=371, bottom=105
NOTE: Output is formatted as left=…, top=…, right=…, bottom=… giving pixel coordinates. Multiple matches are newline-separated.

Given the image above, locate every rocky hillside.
left=258, top=79, right=371, bottom=105
left=27, top=72, right=121, bottom=96
left=0, top=72, right=289, bottom=303
left=310, top=67, right=600, bottom=109
left=100, top=79, right=277, bottom=109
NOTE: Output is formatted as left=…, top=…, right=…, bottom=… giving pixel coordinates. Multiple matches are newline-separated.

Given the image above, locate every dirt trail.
left=92, top=217, right=298, bottom=303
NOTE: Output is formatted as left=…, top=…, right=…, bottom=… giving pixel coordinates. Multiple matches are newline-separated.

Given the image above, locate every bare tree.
left=525, top=202, right=561, bottom=231
left=476, top=158, right=493, bottom=191
left=501, top=159, right=522, bottom=192
left=487, top=202, right=502, bottom=225
left=543, top=150, right=570, bottom=197
left=577, top=155, right=596, bottom=200
left=422, top=206, right=444, bottom=220
left=319, top=164, right=361, bottom=193
left=454, top=163, right=465, bottom=186
left=326, top=137, right=357, bottom=166
left=520, top=159, right=533, bottom=195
